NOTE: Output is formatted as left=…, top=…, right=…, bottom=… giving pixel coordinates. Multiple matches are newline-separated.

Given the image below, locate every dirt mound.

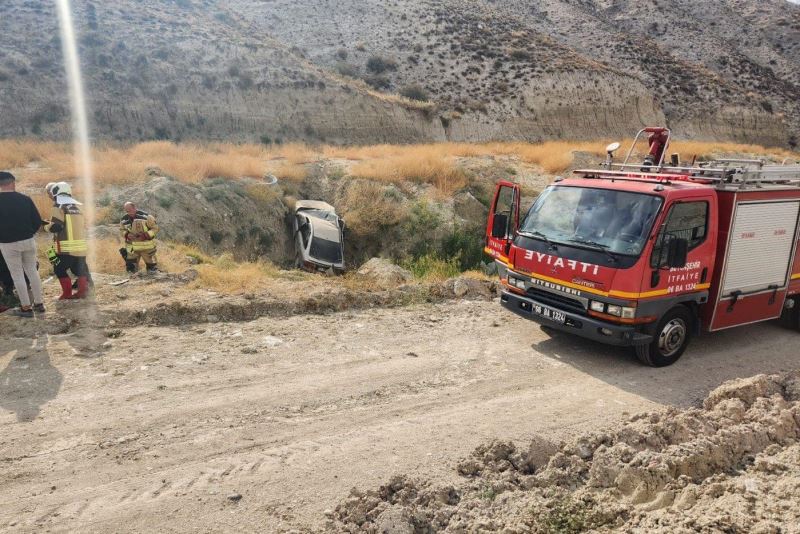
left=0, top=272, right=498, bottom=337
left=101, top=176, right=292, bottom=263
left=332, top=372, right=800, bottom=533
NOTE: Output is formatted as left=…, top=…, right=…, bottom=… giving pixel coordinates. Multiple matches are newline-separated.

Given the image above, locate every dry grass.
left=1, top=140, right=316, bottom=190
left=347, top=145, right=469, bottom=194
left=340, top=181, right=407, bottom=235
left=3, top=139, right=796, bottom=197
left=90, top=238, right=203, bottom=275
left=189, top=254, right=283, bottom=293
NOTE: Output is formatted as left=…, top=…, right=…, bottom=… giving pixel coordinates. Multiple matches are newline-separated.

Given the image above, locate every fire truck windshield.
left=520, top=186, right=663, bottom=256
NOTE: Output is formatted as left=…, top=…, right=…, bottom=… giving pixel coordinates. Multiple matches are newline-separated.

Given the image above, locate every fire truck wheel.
left=779, top=297, right=799, bottom=331
left=635, top=306, right=693, bottom=367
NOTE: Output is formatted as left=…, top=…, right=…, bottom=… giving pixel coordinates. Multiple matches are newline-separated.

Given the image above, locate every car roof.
left=295, top=200, right=336, bottom=214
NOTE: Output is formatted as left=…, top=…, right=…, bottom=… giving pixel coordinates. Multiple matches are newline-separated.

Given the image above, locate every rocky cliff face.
left=0, top=0, right=797, bottom=146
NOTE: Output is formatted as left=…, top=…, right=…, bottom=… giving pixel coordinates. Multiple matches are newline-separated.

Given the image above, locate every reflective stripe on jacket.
left=49, top=204, right=88, bottom=257
left=121, top=211, right=158, bottom=251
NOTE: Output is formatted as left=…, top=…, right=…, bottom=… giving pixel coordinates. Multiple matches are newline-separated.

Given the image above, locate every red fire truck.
left=486, top=127, right=800, bottom=366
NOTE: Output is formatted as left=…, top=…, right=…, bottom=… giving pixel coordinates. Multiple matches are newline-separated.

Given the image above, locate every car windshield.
left=520, top=186, right=663, bottom=256
left=309, top=237, right=342, bottom=264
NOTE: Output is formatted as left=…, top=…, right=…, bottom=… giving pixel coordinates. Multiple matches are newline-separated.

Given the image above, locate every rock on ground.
left=356, top=258, right=414, bottom=288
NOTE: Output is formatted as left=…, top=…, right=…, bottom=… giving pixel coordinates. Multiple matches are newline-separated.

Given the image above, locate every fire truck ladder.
left=580, top=126, right=800, bottom=189
left=578, top=160, right=800, bottom=190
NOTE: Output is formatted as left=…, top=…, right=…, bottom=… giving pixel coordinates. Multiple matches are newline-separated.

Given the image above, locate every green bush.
left=404, top=201, right=442, bottom=257
left=403, top=254, right=460, bottom=281
left=156, top=194, right=174, bottom=209
left=209, top=230, right=225, bottom=244
left=441, top=227, right=484, bottom=271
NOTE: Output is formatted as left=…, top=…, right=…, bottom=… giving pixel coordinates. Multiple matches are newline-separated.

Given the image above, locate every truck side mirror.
left=491, top=213, right=509, bottom=238
left=666, top=237, right=689, bottom=268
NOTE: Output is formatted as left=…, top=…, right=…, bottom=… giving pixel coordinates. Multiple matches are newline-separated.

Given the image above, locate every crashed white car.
left=291, top=200, right=345, bottom=274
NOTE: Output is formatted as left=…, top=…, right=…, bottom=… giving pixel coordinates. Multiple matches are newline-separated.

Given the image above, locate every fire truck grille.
left=526, top=287, right=585, bottom=314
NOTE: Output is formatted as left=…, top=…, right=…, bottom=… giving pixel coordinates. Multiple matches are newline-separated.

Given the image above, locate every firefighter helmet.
left=51, top=182, right=72, bottom=196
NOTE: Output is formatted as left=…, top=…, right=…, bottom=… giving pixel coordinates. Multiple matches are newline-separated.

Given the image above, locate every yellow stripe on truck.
left=792, top=273, right=800, bottom=280
left=483, top=247, right=510, bottom=265
left=514, top=269, right=711, bottom=300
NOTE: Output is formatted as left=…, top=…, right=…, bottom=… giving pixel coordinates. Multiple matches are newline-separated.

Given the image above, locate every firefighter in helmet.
left=120, top=202, right=159, bottom=273
left=47, top=182, right=90, bottom=300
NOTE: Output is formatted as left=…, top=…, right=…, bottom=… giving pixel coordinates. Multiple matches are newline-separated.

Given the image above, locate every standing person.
left=46, top=182, right=90, bottom=300
left=43, top=183, right=93, bottom=291
left=120, top=202, right=159, bottom=274
left=0, top=171, right=46, bottom=317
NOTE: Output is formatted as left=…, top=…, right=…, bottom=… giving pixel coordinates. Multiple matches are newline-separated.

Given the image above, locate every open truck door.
left=484, top=181, right=520, bottom=278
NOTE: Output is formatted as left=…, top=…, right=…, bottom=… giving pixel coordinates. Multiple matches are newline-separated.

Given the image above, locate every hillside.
left=0, top=0, right=798, bottom=145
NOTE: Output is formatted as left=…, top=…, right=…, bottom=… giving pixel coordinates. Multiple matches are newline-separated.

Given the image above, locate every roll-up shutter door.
left=721, top=200, right=800, bottom=295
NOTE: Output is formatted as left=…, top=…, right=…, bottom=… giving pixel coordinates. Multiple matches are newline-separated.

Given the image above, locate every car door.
left=484, top=180, right=520, bottom=266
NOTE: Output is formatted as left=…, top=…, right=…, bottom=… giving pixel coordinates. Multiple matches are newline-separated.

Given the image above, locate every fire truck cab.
left=486, top=128, right=800, bottom=366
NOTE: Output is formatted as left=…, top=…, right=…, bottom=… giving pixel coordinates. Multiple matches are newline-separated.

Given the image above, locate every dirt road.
left=1, top=299, right=798, bottom=532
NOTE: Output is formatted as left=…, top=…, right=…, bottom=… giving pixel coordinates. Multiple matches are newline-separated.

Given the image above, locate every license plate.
left=530, top=302, right=566, bottom=324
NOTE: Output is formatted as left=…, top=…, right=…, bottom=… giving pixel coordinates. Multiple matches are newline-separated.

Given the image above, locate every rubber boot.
left=73, top=276, right=90, bottom=299
left=58, top=277, right=73, bottom=300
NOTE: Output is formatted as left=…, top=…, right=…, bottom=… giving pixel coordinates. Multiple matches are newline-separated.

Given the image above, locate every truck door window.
left=651, top=201, right=708, bottom=268
left=494, top=186, right=515, bottom=235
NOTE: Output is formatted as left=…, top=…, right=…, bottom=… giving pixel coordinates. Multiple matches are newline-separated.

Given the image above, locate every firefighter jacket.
left=48, top=203, right=88, bottom=257
left=121, top=210, right=158, bottom=252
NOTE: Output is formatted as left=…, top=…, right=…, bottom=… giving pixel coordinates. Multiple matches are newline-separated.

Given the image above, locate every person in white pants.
left=0, top=171, right=45, bottom=318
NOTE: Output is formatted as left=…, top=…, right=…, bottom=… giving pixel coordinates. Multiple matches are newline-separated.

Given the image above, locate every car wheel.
left=635, top=306, right=693, bottom=367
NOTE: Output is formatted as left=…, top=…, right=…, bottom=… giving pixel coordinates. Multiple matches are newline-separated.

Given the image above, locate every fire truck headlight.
left=621, top=306, right=636, bottom=319
left=508, top=275, right=526, bottom=289
left=589, top=301, right=605, bottom=313
left=606, top=305, right=623, bottom=316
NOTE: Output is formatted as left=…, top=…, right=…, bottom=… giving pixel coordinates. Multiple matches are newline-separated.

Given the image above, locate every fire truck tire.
left=635, top=306, right=694, bottom=367
left=780, top=297, right=800, bottom=331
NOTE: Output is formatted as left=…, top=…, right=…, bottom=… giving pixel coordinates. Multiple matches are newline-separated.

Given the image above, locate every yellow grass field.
left=2, top=139, right=796, bottom=197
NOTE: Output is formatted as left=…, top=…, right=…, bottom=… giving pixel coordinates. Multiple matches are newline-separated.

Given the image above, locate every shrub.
left=209, top=230, right=225, bottom=244
left=366, top=55, right=398, bottom=74
left=441, top=227, right=485, bottom=271
left=403, top=254, right=460, bottom=281
left=510, top=49, right=531, bottom=61
left=244, top=183, right=279, bottom=206
left=156, top=194, right=174, bottom=209
left=336, top=62, right=359, bottom=78
left=341, top=181, right=406, bottom=236
left=404, top=200, right=442, bottom=257
left=365, top=75, right=391, bottom=89
left=400, top=84, right=429, bottom=102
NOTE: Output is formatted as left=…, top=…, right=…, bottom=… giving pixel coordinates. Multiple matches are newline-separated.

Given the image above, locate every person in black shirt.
left=0, top=171, right=45, bottom=317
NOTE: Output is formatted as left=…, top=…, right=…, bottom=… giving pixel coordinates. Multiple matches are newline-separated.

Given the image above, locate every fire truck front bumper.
left=500, top=291, right=652, bottom=347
